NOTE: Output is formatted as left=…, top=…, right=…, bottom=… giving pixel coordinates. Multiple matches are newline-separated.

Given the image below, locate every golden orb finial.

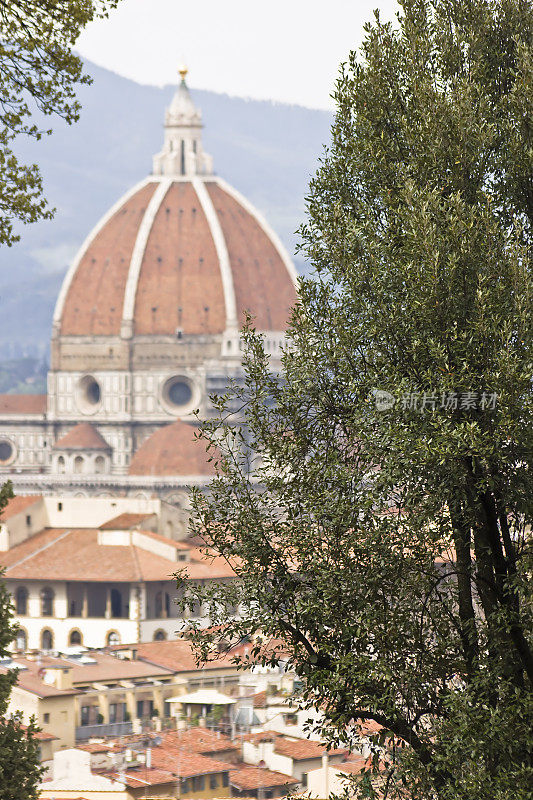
left=178, top=64, right=188, bottom=83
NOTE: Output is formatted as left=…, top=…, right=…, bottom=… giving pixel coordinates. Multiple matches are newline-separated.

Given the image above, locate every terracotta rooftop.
left=149, top=745, right=231, bottom=778
left=1, top=666, right=80, bottom=699
left=9, top=652, right=173, bottom=689
left=53, top=422, right=110, bottom=451
left=0, top=394, right=46, bottom=415
left=0, top=527, right=234, bottom=582
left=113, top=638, right=239, bottom=673
left=335, top=757, right=374, bottom=775
left=206, top=181, right=297, bottom=330
left=76, top=742, right=113, bottom=753
left=19, top=723, right=58, bottom=741
left=1, top=495, right=42, bottom=520
left=66, top=651, right=174, bottom=684
left=60, top=181, right=158, bottom=336
left=99, top=512, right=155, bottom=530
left=57, top=177, right=296, bottom=339
left=253, top=690, right=267, bottom=708
left=229, top=765, right=298, bottom=790
left=129, top=421, right=217, bottom=477
left=163, top=727, right=238, bottom=754
left=133, top=181, right=226, bottom=336
left=273, top=737, right=349, bottom=761
left=105, top=767, right=176, bottom=788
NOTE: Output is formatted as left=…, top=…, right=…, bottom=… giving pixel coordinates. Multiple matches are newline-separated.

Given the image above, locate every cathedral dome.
left=53, top=71, right=297, bottom=343
left=129, top=421, right=217, bottom=476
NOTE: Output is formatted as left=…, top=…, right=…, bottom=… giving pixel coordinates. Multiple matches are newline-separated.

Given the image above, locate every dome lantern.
left=153, top=67, right=213, bottom=177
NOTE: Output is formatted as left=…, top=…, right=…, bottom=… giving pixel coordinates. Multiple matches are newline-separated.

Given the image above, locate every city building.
left=1, top=495, right=236, bottom=650
left=4, top=639, right=245, bottom=754
left=241, top=731, right=349, bottom=788
left=0, top=68, right=297, bottom=502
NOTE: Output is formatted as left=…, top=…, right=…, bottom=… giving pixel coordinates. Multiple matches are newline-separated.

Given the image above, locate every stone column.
left=82, top=585, right=88, bottom=618
left=98, top=692, right=109, bottom=724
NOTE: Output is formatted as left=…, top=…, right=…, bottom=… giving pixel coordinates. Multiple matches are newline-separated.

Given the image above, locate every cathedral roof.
left=53, top=422, right=110, bottom=451
left=0, top=395, right=46, bottom=414
left=53, top=71, right=297, bottom=341
left=129, top=421, right=217, bottom=477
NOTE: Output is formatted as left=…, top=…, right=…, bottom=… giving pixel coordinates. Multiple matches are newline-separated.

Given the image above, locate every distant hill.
left=0, top=60, right=332, bottom=358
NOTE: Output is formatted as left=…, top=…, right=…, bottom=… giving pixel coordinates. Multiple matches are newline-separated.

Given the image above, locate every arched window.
left=69, top=629, right=82, bottom=646
left=15, top=628, right=27, bottom=651
left=153, top=629, right=167, bottom=641
left=57, top=455, right=66, bottom=474
left=15, top=586, right=28, bottom=615
left=73, top=455, right=84, bottom=474
left=107, top=631, right=120, bottom=646
left=94, top=455, right=105, bottom=474
left=155, top=591, right=170, bottom=618
left=40, top=587, right=54, bottom=617
left=41, top=629, right=53, bottom=650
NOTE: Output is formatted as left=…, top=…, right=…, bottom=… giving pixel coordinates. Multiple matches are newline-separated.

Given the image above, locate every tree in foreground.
left=0, top=0, right=119, bottom=246
left=0, top=482, right=43, bottom=799
left=179, top=1, right=533, bottom=797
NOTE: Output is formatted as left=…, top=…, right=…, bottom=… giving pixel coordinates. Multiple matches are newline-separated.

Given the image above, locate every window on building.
left=155, top=591, right=170, bottom=618
left=209, top=775, right=218, bottom=790
left=181, top=779, right=189, bottom=794
left=109, top=703, right=117, bottom=724
left=25, top=515, right=31, bottom=526
left=110, top=588, right=122, bottom=618
left=69, top=630, right=82, bottom=646
left=193, top=776, right=205, bottom=792
left=81, top=706, right=90, bottom=726
left=57, top=502, right=63, bottom=511
left=153, top=629, right=167, bottom=641
left=107, top=631, right=120, bottom=646
left=73, top=455, right=84, bottom=474
left=222, top=773, right=229, bottom=787
left=57, top=456, right=66, bottom=474
left=301, top=773, right=308, bottom=789
left=15, top=586, right=28, bottom=615
left=41, top=629, right=53, bottom=650
left=43, top=713, right=50, bottom=724
left=40, top=587, right=54, bottom=617
left=94, top=456, right=105, bottom=474
left=15, top=629, right=27, bottom=651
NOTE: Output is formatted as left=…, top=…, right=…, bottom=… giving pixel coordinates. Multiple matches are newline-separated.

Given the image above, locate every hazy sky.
left=77, top=0, right=400, bottom=110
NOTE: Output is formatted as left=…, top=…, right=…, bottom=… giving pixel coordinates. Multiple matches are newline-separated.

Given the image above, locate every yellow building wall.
left=179, top=772, right=231, bottom=799
left=39, top=791, right=131, bottom=800
left=9, top=686, right=76, bottom=749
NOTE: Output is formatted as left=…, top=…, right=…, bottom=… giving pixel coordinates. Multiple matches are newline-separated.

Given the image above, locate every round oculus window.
left=0, top=440, right=14, bottom=464
left=77, top=375, right=102, bottom=413
left=168, top=381, right=192, bottom=406
left=162, top=376, right=194, bottom=411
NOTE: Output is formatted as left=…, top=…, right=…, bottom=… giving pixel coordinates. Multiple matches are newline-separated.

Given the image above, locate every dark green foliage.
left=179, top=2, right=533, bottom=798
left=0, top=0, right=119, bottom=246
left=0, top=481, right=43, bottom=798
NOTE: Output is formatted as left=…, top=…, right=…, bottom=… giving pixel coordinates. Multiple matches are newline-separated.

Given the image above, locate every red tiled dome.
left=129, top=421, right=217, bottom=476
left=56, top=177, right=297, bottom=338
